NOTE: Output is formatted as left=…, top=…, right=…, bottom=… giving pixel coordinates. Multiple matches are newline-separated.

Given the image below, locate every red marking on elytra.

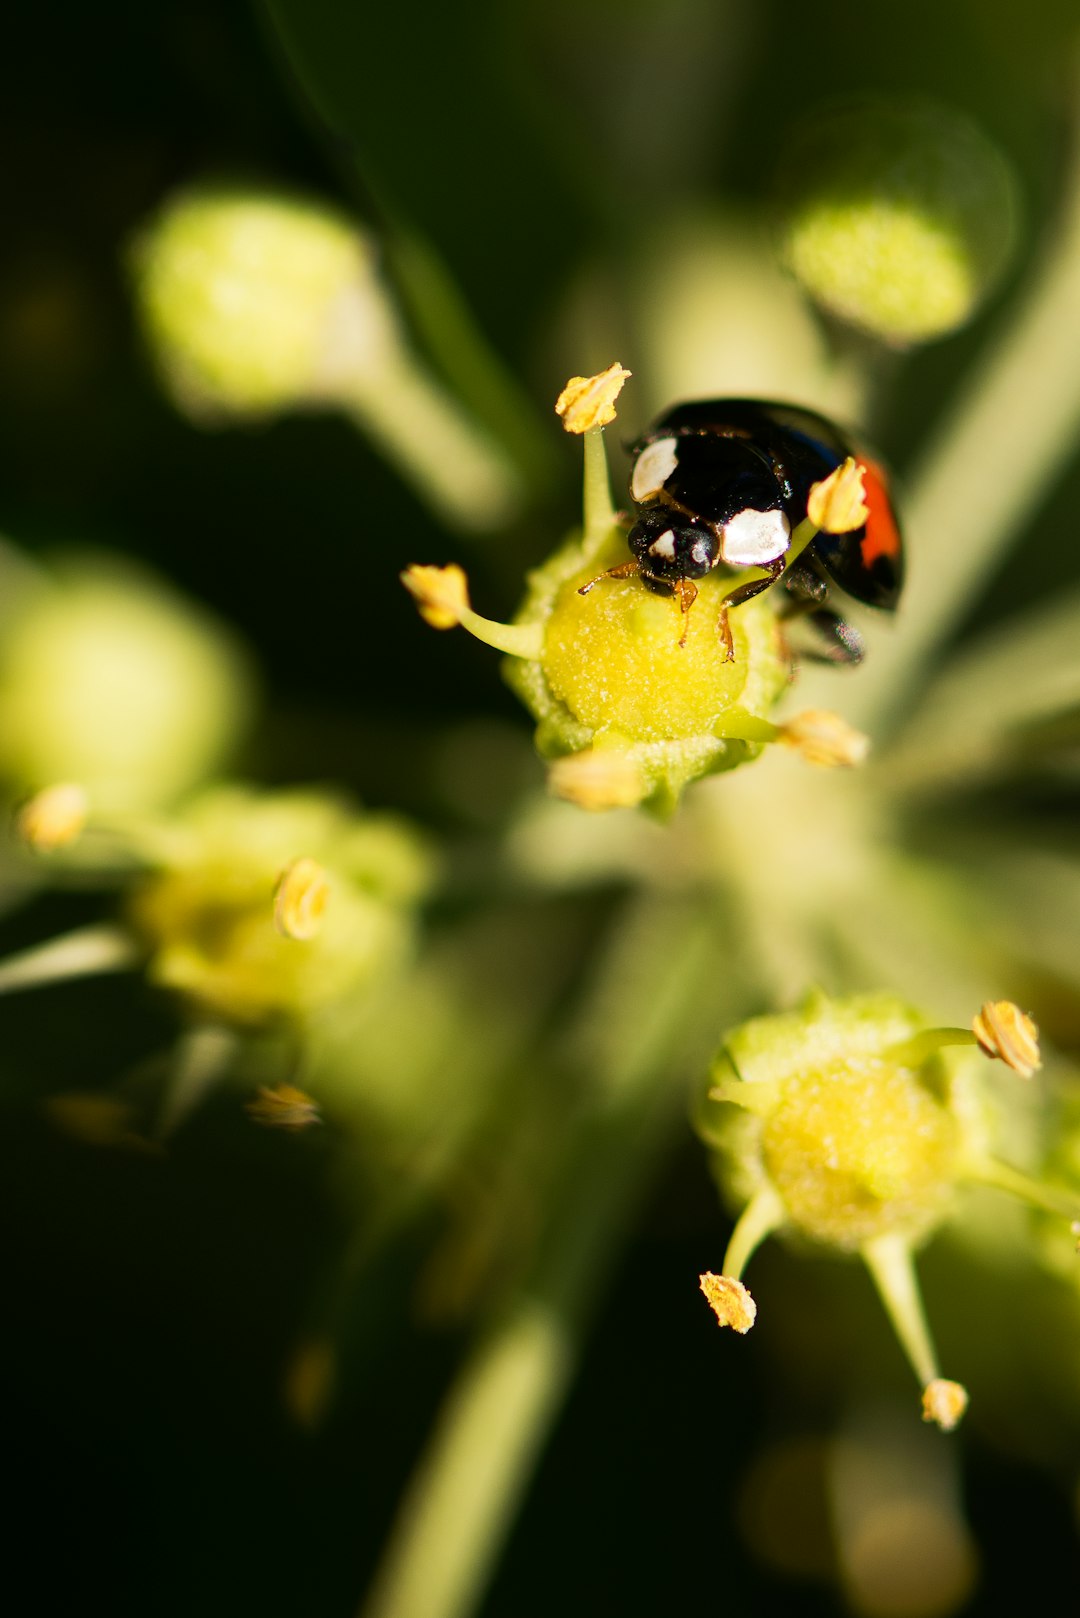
left=858, top=459, right=901, bottom=566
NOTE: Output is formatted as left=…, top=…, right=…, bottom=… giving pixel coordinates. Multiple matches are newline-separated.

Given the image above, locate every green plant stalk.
left=358, top=896, right=736, bottom=1618
left=261, top=0, right=553, bottom=497
left=842, top=82, right=1080, bottom=735
left=862, top=1232, right=939, bottom=1387
left=346, top=349, right=524, bottom=534
left=0, top=924, right=139, bottom=993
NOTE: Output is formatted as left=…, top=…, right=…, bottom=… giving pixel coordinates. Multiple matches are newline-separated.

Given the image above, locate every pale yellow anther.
left=806, top=457, right=869, bottom=534
left=273, top=857, right=331, bottom=941
left=547, top=749, right=646, bottom=811
left=401, top=563, right=471, bottom=630
left=972, top=1000, right=1041, bottom=1079
left=699, top=1272, right=757, bottom=1334
left=554, top=362, right=632, bottom=434
left=921, top=1378, right=969, bottom=1432
left=781, top=709, right=870, bottom=768
left=15, top=783, right=90, bottom=853
left=246, top=1082, right=321, bottom=1130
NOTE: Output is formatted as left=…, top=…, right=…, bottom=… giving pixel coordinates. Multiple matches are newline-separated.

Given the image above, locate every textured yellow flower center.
left=761, top=1057, right=960, bottom=1248
left=541, top=565, right=781, bottom=742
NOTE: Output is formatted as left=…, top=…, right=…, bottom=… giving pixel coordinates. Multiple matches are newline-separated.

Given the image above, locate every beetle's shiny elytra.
left=579, top=398, right=903, bottom=662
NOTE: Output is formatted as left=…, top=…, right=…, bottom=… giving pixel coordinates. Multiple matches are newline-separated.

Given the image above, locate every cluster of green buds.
left=129, top=185, right=521, bottom=532
left=694, top=989, right=1079, bottom=1429
left=403, top=365, right=870, bottom=813
left=8, top=782, right=432, bottom=1028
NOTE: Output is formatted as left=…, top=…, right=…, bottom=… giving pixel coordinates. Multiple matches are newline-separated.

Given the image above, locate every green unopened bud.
left=0, top=553, right=252, bottom=811
left=127, top=786, right=432, bottom=1024
left=130, top=185, right=521, bottom=529
left=131, top=185, right=388, bottom=418
left=777, top=99, right=1019, bottom=346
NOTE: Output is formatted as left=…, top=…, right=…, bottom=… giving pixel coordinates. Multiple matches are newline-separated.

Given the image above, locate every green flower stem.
left=154, top=1023, right=240, bottom=1139
left=582, top=426, right=617, bottom=556
left=358, top=896, right=733, bottom=1618
left=862, top=1232, right=939, bottom=1387
left=345, top=350, right=524, bottom=535
left=455, top=608, right=543, bottom=660
left=380, top=226, right=557, bottom=496
left=968, top=1156, right=1080, bottom=1223
left=0, top=924, right=139, bottom=994
left=845, top=77, right=1080, bottom=734
left=882, top=1028, right=976, bottom=1067
left=721, top=1184, right=786, bottom=1279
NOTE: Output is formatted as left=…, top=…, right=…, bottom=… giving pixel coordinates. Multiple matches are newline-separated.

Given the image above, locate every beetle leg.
left=716, top=557, right=786, bottom=662
left=778, top=561, right=828, bottom=616
left=804, top=609, right=865, bottom=665
left=578, top=560, right=641, bottom=596
left=674, top=577, right=698, bottom=647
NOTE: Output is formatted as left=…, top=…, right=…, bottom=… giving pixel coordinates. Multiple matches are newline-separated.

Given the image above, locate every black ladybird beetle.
left=579, top=399, right=903, bottom=662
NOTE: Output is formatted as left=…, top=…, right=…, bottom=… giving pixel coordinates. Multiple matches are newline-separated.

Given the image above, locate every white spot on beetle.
left=631, top=437, right=679, bottom=503
left=720, top=507, right=791, bottom=566
left=690, top=537, right=712, bottom=569
left=647, top=529, right=678, bottom=560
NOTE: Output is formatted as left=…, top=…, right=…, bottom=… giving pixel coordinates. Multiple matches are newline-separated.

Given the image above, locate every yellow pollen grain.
left=554, top=362, right=631, bottom=433
left=401, top=563, right=471, bottom=629
left=699, top=1271, right=757, bottom=1333
left=15, top=782, right=90, bottom=852
left=921, top=1378, right=969, bottom=1432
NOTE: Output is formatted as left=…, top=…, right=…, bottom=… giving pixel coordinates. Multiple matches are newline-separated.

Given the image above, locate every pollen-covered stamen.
left=780, top=709, right=870, bottom=768
left=402, top=564, right=543, bottom=659
left=699, top=1272, right=757, bottom=1333
left=15, top=783, right=90, bottom=853
left=719, top=507, right=791, bottom=566
left=246, top=1082, right=321, bottom=1129
left=274, top=857, right=331, bottom=941
left=547, top=749, right=646, bottom=811
left=555, top=362, right=631, bottom=434
left=807, top=457, right=869, bottom=534
left=631, top=437, right=679, bottom=502
left=922, top=1379, right=969, bottom=1432
left=862, top=1233, right=956, bottom=1425
left=972, top=1000, right=1041, bottom=1079
left=401, top=562, right=471, bottom=629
